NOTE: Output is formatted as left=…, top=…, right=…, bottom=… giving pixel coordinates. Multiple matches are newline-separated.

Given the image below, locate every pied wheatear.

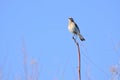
left=68, top=17, right=85, bottom=41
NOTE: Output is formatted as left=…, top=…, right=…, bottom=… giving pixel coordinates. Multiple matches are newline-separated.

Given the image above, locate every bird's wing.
left=75, top=23, right=80, bottom=33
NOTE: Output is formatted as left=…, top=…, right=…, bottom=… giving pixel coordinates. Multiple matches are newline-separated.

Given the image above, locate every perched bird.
left=68, top=17, right=85, bottom=41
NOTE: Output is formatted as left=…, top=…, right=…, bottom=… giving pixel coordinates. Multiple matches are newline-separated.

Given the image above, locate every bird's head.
left=68, top=17, right=74, bottom=22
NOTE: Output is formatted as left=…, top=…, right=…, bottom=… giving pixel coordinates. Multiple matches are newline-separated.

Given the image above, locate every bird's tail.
left=78, top=33, right=85, bottom=41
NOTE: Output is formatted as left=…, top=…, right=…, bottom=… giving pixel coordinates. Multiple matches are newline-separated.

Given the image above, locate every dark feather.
left=75, top=23, right=80, bottom=33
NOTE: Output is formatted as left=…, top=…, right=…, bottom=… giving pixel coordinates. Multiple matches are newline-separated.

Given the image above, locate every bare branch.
left=72, top=37, right=81, bottom=80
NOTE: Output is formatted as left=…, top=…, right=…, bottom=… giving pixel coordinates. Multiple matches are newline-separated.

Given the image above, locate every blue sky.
left=0, top=0, right=120, bottom=80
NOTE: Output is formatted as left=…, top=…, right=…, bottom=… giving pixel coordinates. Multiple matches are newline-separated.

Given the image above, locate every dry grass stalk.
left=72, top=37, right=81, bottom=80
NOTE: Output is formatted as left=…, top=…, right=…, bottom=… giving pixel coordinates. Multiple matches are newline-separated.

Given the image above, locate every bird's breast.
left=68, top=22, right=75, bottom=33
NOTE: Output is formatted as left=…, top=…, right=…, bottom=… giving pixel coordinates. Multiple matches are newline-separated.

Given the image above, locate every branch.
left=72, top=37, right=81, bottom=80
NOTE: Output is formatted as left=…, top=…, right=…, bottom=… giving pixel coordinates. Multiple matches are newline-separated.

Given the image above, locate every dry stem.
left=72, top=37, right=81, bottom=80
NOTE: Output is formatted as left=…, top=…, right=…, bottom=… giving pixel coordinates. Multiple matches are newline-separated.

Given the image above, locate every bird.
left=68, top=17, right=85, bottom=41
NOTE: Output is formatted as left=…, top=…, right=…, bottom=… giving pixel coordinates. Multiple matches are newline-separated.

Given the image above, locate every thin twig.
left=72, top=37, right=81, bottom=80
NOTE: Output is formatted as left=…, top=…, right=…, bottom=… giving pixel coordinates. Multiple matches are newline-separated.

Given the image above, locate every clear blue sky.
left=0, top=0, right=120, bottom=80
